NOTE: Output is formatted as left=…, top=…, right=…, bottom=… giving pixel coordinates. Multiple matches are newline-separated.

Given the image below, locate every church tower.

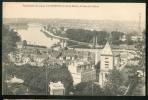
left=99, top=42, right=113, bottom=87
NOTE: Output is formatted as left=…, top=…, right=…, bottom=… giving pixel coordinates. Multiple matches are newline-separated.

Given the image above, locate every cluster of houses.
left=8, top=40, right=96, bottom=67
left=119, top=33, right=143, bottom=42
left=8, top=39, right=138, bottom=95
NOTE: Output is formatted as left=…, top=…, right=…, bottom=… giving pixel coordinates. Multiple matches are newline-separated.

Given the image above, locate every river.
left=16, top=24, right=59, bottom=47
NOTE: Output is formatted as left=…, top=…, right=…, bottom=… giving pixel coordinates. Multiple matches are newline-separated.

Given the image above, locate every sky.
left=3, top=2, right=146, bottom=21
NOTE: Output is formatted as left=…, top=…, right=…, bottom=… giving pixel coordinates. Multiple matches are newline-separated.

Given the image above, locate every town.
left=2, top=19, right=145, bottom=95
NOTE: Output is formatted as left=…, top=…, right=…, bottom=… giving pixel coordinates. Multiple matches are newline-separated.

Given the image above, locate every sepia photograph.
left=2, top=2, right=146, bottom=96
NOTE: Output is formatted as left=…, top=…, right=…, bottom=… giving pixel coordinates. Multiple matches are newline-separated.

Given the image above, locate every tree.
left=134, top=30, right=145, bottom=70
left=2, top=83, right=14, bottom=95
left=111, top=31, right=124, bottom=45
left=126, top=33, right=134, bottom=45
left=3, top=64, right=73, bottom=95
left=2, top=25, right=21, bottom=63
left=66, top=29, right=94, bottom=43
left=74, top=81, right=105, bottom=96
left=103, top=69, right=125, bottom=96
left=65, top=29, right=109, bottom=45
left=94, top=61, right=100, bottom=81
left=128, top=30, right=145, bottom=74
left=123, top=30, right=145, bottom=95
left=96, top=31, right=108, bottom=45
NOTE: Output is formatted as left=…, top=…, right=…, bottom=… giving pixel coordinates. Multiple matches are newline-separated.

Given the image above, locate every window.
left=105, top=57, right=109, bottom=59
left=105, top=61, right=109, bottom=64
left=105, top=61, right=109, bottom=68
left=105, top=64, right=109, bottom=68
left=105, top=73, right=108, bottom=78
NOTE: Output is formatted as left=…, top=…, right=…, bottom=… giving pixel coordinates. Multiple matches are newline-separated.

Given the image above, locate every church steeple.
left=99, top=41, right=113, bottom=87
left=101, top=41, right=113, bottom=56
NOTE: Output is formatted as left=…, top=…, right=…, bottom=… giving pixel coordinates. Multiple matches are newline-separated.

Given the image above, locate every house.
left=9, top=41, right=53, bottom=66
left=16, top=41, right=26, bottom=49
left=50, top=50, right=61, bottom=58
left=137, top=35, right=143, bottom=41
left=49, top=81, right=65, bottom=95
left=113, top=53, right=121, bottom=70
left=22, top=56, right=31, bottom=64
left=8, top=50, right=49, bottom=66
left=8, top=52, right=24, bottom=64
left=131, top=34, right=143, bottom=41
left=120, top=52, right=128, bottom=66
left=120, top=34, right=126, bottom=41
left=5, top=74, right=24, bottom=84
left=127, top=50, right=136, bottom=60
left=8, top=52, right=17, bottom=62
left=32, top=54, right=48, bottom=66
left=68, top=61, right=96, bottom=85
left=131, top=35, right=137, bottom=41
left=16, top=41, right=48, bottom=54
left=127, top=60, right=139, bottom=66
left=127, top=45, right=136, bottom=50
left=60, top=49, right=77, bottom=60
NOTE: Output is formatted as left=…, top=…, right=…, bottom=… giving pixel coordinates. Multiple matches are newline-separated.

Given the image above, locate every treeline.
left=66, top=29, right=107, bottom=45
left=2, top=25, right=21, bottom=63
left=65, top=28, right=139, bottom=45
left=3, top=64, right=73, bottom=95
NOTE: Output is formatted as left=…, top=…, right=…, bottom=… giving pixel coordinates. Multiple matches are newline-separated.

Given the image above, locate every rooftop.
left=101, top=42, right=113, bottom=55
left=49, top=81, right=65, bottom=90
left=26, top=44, right=47, bottom=49
left=5, top=75, right=24, bottom=84
left=17, top=41, right=47, bottom=49
left=120, top=52, right=128, bottom=58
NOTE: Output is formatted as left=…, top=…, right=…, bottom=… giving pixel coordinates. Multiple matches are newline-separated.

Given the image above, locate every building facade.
left=99, top=42, right=113, bottom=87
left=49, top=81, right=65, bottom=95
left=68, top=61, right=96, bottom=85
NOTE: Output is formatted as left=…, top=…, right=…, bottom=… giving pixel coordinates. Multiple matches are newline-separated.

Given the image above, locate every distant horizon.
left=3, top=17, right=145, bottom=22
